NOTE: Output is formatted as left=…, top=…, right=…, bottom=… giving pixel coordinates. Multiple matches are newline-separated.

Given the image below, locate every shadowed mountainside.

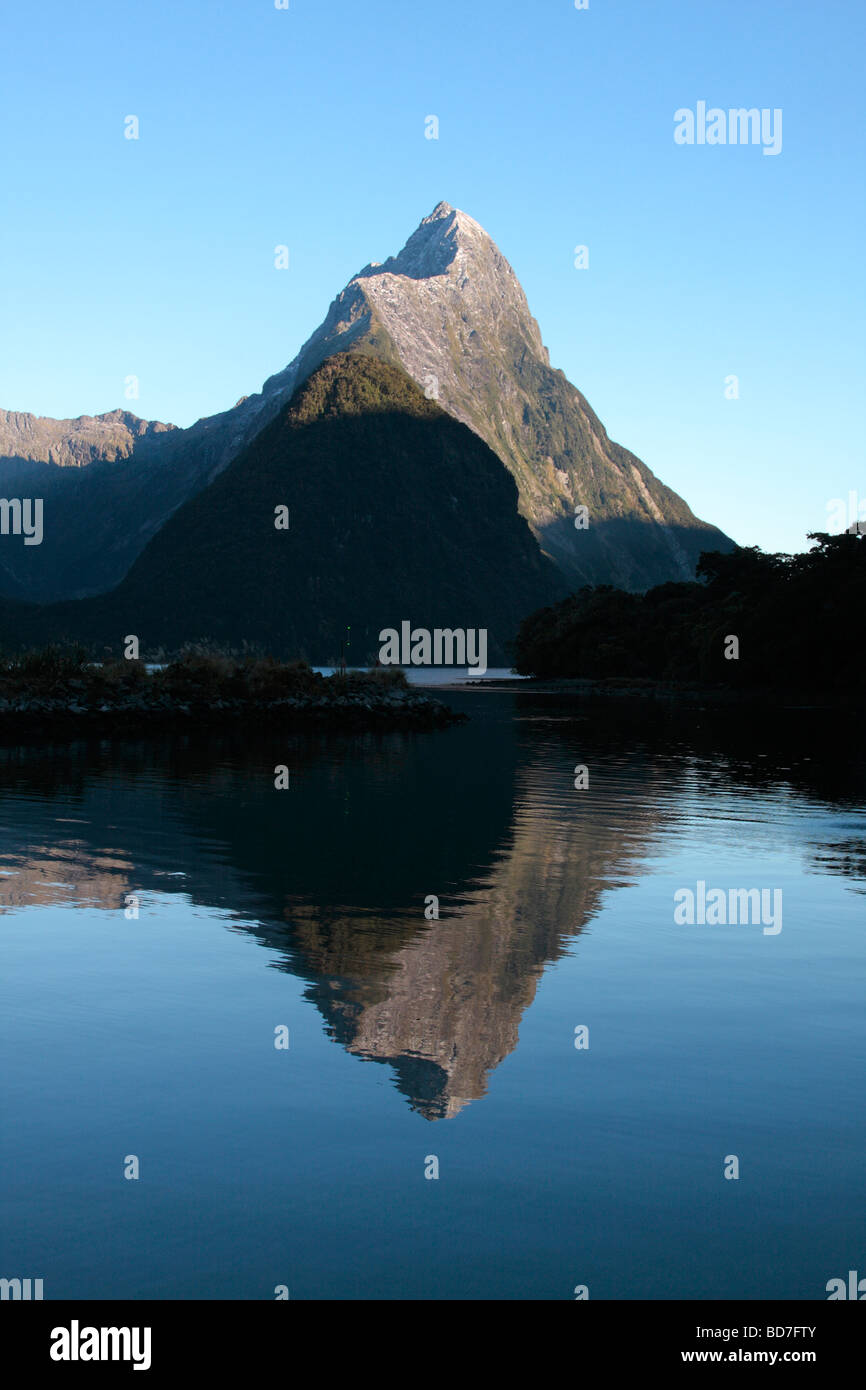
left=0, top=355, right=567, bottom=663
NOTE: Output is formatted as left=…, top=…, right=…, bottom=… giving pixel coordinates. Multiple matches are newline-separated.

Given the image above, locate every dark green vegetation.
left=513, top=532, right=865, bottom=697
left=0, top=646, right=461, bottom=730
left=0, top=355, right=566, bottom=664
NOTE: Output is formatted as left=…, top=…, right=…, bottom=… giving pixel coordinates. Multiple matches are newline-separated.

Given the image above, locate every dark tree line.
left=512, top=532, right=865, bottom=696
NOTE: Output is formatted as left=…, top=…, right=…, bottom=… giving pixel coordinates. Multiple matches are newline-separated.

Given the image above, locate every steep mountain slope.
left=258, top=201, right=732, bottom=589
left=0, top=201, right=731, bottom=603
left=3, top=355, right=566, bottom=662
left=0, top=405, right=253, bottom=601
left=0, top=409, right=179, bottom=599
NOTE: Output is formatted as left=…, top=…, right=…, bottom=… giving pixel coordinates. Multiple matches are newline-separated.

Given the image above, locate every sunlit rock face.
left=0, top=407, right=176, bottom=470
left=261, top=201, right=732, bottom=591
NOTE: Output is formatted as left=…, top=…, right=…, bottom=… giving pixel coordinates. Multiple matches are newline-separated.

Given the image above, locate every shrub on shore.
left=345, top=665, right=409, bottom=689
left=5, top=643, right=91, bottom=689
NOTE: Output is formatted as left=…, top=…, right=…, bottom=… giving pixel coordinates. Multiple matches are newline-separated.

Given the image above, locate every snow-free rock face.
left=0, top=201, right=731, bottom=602
left=257, top=201, right=731, bottom=589
left=0, top=407, right=175, bottom=470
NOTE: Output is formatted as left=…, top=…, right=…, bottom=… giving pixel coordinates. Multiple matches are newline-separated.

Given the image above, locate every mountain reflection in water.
left=1, top=693, right=863, bottom=1123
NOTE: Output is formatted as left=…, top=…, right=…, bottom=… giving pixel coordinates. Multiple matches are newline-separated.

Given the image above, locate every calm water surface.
left=1, top=691, right=864, bottom=1299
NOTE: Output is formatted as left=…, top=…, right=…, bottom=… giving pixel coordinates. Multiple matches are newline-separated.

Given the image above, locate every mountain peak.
left=357, top=200, right=494, bottom=282
left=255, top=201, right=731, bottom=595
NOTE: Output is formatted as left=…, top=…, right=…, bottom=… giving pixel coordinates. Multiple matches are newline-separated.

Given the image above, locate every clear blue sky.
left=1, top=0, right=863, bottom=554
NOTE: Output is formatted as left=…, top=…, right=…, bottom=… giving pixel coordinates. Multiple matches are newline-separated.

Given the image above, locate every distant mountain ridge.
left=0, top=200, right=732, bottom=607
left=0, top=406, right=175, bottom=470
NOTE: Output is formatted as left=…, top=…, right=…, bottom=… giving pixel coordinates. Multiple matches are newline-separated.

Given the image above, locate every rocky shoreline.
left=0, top=653, right=465, bottom=735
left=0, top=689, right=463, bottom=731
